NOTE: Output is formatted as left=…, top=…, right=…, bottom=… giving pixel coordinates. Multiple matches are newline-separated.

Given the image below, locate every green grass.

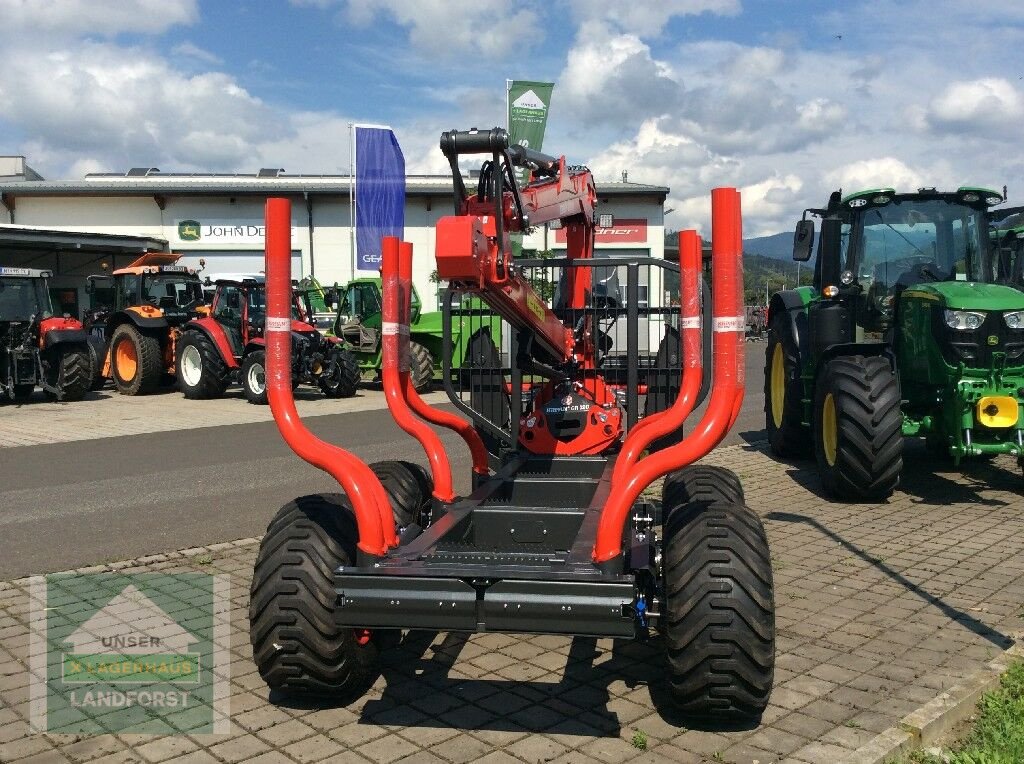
left=892, top=661, right=1024, bottom=764
left=630, top=729, right=648, bottom=750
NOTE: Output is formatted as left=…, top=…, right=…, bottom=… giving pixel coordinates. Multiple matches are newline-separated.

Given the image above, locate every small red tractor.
left=175, top=277, right=359, bottom=404
left=1, top=266, right=92, bottom=402
left=84, top=253, right=208, bottom=395
left=248, top=128, right=774, bottom=721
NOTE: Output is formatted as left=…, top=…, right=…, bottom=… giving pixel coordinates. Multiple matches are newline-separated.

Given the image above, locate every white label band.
left=712, top=316, right=746, bottom=332
left=679, top=316, right=701, bottom=329
left=265, top=317, right=291, bottom=332
left=381, top=322, right=410, bottom=336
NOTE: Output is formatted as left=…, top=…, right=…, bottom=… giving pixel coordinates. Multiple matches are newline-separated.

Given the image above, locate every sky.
left=0, top=0, right=1022, bottom=237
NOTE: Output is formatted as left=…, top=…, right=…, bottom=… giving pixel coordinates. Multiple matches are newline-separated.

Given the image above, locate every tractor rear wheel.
left=408, top=340, right=434, bottom=393
left=662, top=499, right=774, bottom=719
left=86, top=339, right=106, bottom=391
left=765, top=314, right=808, bottom=457
left=320, top=347, right=359, bottom=398
left=13, top=384, right=34, bottom=401
left=813, top=355, right=902, bottom=500
left=43, top=343, right=91, bottom=402
left=242, top=350, right=268, bottom=405
left=176, top=330, right=228, bottom=399
left=370, top=460, right=433, bottom=529
left=110, top=324, right=162, bottom=395
left=663, top=465, right=744, bottom=511
left=249, top=494, right=380, bottom=698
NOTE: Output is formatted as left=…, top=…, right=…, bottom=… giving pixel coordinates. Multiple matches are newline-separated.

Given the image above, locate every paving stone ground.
left=0, top=441, right=1022, bottom=764
left=0, top=386, right=449, bottom=448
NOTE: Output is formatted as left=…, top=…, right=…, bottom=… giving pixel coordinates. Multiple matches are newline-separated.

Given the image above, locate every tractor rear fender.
left=768, top=290, right=810, bottom=362
left=122, top=311, right=170, bottom=330
left=41, top=328, right=89, bottom=349
left=183, top=317, right=240, bottom=369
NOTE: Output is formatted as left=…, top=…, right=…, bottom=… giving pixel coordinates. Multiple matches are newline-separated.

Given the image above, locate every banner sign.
left=556, top=218, right=648, bottom=244
left=507, top=80, right=554, bottom=186
left=353, top=126, right=405, bottom=271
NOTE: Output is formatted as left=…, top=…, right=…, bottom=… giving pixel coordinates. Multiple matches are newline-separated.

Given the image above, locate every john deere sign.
left=31, top=573, right=230, bottom=734
left=173, top=218, right=296, bottom=245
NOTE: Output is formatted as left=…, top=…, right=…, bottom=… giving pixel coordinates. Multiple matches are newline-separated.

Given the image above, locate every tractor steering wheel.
left=890, top=256, right=944, bottom=283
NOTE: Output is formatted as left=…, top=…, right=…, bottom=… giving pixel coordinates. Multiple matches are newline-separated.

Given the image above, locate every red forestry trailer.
left=248, top=128, right=774, bottom=720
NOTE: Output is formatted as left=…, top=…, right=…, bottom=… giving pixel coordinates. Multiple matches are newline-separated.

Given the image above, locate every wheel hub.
left=822, top=392, right=838, bottom=466
left=180, top=345, right=202, bottom=386
left=770, top=343, right=785, bottom=429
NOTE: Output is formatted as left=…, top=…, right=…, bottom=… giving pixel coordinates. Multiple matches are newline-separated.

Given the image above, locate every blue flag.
left=353, top=126, right=405, bottom=271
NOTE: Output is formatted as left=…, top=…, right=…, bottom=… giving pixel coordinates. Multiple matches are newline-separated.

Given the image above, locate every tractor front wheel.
left=408, top=341, right=434, bottom=393
left=319, top=347, right=359, bottom=398
left=110, top=324, right=162, bottom=395
left=765, top=314, right=807, bottom=457
left=813, top=355, right=902, bottom=500
left=662, top=499, right=774, bottom=719
left=242, top=350, right=268, bottom=405
left=249, top=494, right=381, bottom=697
left=176, top=330, right=228, bottom=400
left=12, top=384, right=34, bottom=401
left=43, top=343, right=91, bottom=402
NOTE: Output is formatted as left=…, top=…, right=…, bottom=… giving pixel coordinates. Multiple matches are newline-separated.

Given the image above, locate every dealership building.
left=0, top=155, right=669, bottom=317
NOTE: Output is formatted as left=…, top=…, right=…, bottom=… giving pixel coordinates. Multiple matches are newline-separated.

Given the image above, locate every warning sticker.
left=712, top=316, right=745, bottom=332
left=265, top=317, right=290, bottom=332
left=680, top=316, right=701, bottom=329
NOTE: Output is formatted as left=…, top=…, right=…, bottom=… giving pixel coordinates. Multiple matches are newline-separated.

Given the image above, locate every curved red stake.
left=397, top=242, right=490, bottom=477
left=611, top=230, right=704, bottom=486
left=593, top=188, right=744, bottom=564
left=264, top=198, right=396, bottom=555
left=381, top=238, right=456, bottom=502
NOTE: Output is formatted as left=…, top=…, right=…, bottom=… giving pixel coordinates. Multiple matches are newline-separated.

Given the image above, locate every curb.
left=840, top=636, right=1024, bottom=764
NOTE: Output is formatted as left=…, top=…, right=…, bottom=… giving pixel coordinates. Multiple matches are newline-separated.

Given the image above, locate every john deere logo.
left=987, top=335, right=999, bottom=346
left=178, top=220, right=201, bottom=241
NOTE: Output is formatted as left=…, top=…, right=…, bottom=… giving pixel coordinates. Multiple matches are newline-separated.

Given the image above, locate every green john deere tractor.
left=766, top=186, right=1024, bottom=500
left=992, top=206, right=1024, bottom=287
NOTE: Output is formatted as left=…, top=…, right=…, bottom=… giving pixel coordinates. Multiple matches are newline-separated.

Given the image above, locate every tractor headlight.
left=1003, top=310, right=1024, bottom=329
left=944, top=310, right=986, bottom=330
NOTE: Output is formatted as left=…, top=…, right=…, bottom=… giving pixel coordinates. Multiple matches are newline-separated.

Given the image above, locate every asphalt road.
left=0, top=343, right=768, bottom=579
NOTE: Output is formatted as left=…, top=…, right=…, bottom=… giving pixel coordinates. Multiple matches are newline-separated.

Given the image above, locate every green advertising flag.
left=507, top=80, right=554, bottom=186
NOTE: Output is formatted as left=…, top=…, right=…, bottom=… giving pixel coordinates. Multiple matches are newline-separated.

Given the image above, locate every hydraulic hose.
left=264, top=198, right=397, bottom=556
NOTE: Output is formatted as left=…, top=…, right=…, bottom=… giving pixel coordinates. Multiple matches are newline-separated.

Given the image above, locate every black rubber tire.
left=176, top=329, right=228, bottom=400
left=370, top=460, right=433, bottom=529
left=86, top=339, right=106, bottom=391
left=249, top=494, right=380, bottom=698
left=662, top=500, right=774, bottom=719
left=12, top=384, right=34, bottom=402
left=764, top=313, right=808, bottom=457
left=109, top=324, right=162, bottom=396
left=462, top=327, right=510, bottom=459
left=43, top=344, right=91, bottom=402
left=242, top=350, right=268, bottom=406
left=813, top=355, right=903, bottom=501
left=408, top=340, right=434, bottom=393
left=663, top=465, right=744, bottom=513
left=319, top=347, right=359, bottom=398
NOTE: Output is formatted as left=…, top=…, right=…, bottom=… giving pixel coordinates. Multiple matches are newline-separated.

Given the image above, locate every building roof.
left=0, top=224, right=169, bottom=254
left=0, top=173, right=668, bottom=200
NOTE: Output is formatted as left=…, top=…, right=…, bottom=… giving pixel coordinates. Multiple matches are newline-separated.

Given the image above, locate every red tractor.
left=0, top=267, right=92, bottom=402
left=174, top=277, right=358, bottom=404
left=248, top=129, right=773, bottom=722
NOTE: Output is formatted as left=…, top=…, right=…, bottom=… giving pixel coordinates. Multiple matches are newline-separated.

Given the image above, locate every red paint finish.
left=593, top=189, right=744, bottom=564
left=38, top=316, right=85, bottom=346
left=185, top=317, right=241, bottom=368
left=264, top=198, right=395, bottom=556
left=519, top=376, right=623, bottom=456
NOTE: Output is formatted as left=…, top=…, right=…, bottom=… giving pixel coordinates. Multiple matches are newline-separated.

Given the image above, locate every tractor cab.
left=991, top=207, right=1024, bottom=288
left=87, top=254, right=205, bottom=327
left=0, top=267, right=54, bottom=324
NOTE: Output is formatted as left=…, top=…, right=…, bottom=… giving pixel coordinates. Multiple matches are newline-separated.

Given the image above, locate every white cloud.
left=567, top=0, right=740, bottom=36
left=341, top=0, right=541, bottom=58
left=924, top=78, right=1024, bottom=137
left=0, top=0, right=197, bottom=37
left=171, top=41, right=223, bottom=65
left=824, top=158, right=925, bottom=193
